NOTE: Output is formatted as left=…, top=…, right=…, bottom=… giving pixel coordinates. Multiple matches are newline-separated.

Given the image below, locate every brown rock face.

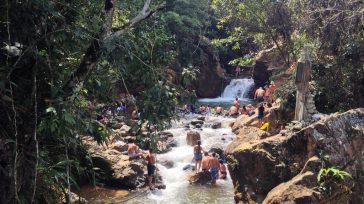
left=186, top=131, right=201, bottom=146
left=82, top=137, right=145, bottom=189
left=227, top=108, right=364, bottom=203
left=195, top=37, right=224, bottom=98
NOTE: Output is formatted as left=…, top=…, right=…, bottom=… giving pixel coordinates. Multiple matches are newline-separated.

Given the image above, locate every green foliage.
left=317, top=167, right=352, bottom=195
left=227, top=155, right=239, bottom=171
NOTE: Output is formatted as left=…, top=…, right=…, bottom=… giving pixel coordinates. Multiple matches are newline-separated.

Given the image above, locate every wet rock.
left=197, top=116, right=205, bottom=121
left=182, top=164, right=195, bottom=171
left=209, top=144, right=224, bottom=158
left=154, top=183, right=167, bottom=190
left=186, top=131, right=201, bottom=146
left=211, top=122, right=221, bottom=129
left=188, top=171, right=212, bottom=185
left=195, top=123, right=203, bottom=129
left=159, top=159, right=174, bottom=169
left=166, top=137, right=177, bottom=148
left=159, top=131, right=174, bottom=139
left=191, top=119, right=204, bottom=126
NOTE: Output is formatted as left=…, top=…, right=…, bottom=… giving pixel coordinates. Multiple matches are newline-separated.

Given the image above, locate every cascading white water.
left=221, top=78, right=254, bottom=99
left=199, top=78, right=254, bottom=103
left=126, top=116, right=236, bottom=204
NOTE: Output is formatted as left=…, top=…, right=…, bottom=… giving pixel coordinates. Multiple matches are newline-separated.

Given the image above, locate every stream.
left=83, top=78, right=254, bottom=204
left=125, top=115, right=236, bottom=204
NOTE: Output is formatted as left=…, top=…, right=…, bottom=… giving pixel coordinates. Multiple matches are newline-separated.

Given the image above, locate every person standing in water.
left=193, top=140, right=204, bottom=173
left=219, top=160, right=227, bottom=179
left=209, top=153, right=220, bottom=185
left=145, top=149, right=156, bottom=190
left=201, top=152, right=211, bottom=172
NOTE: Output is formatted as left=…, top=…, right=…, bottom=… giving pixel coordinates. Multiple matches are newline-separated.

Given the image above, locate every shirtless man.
left=209, top=153, right=220, bottom=185
left=145, top=149, right=156, bottom=190
left=216, top=105, right=223, bottom=115
left=229, top=106, right=238, bottom=116
left=254, top=87, right=265, bottom=103
left=201, top=152, right=211, bottom=172
left=233, top=97, right=240, bottom=109
left=193, top=141, right=204, bottom=173
left=127, top=141, right=142, bottom=160
left=264, top=85, right=270, bottom=102
left=268, top=81, right=276, bottom=103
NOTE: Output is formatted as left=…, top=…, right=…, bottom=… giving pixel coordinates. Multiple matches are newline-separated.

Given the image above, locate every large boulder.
left=82, top=137, right=145, bottom=189
left=188, top=171, right=212, bottom=185
left=186, top=131, right=201, bottom=146
left=227, top=108, right=364, bottom=203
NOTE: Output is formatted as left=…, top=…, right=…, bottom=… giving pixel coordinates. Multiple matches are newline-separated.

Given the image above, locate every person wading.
left=209, top=153, right=220, bottom=185
left=145, top=149, right=156, bottom=190
left=193, top=140, right=204, bottom=173
left=201, top=152, right=211, bottom=172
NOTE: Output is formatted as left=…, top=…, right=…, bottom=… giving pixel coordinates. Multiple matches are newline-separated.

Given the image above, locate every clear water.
left=125, top=117, right=236, bottom=204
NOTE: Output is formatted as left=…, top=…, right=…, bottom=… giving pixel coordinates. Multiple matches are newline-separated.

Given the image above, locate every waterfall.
left=199, top=78, right=254, bottom=103
left=221, top=78, right=254, bottom=99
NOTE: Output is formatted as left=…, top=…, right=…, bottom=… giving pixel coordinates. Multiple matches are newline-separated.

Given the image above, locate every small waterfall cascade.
left=221, top=78, right=254, bottom=99
left=199, top=78, right=254, bottom=103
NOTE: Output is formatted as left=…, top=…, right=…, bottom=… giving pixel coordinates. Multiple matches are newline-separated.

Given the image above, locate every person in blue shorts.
left=209, top=152, right=220, bottom=185
left=193, top=140, right=204, bottom=173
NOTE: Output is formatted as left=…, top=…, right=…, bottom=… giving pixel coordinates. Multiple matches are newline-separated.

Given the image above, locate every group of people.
left=254, top=81, right=276, bottom=104
left=123, top=141, right=156, bottom=190
left=193, top=141, right=227, bottom=185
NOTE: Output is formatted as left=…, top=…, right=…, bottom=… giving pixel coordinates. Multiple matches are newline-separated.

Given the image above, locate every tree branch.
left=108, top=1, right=166, bottom=40
left=61, top=0, right=166, bottom=99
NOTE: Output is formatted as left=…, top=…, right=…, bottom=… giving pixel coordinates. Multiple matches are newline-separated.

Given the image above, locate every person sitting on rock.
left=239, top=104, right=248, bottom=115
left=201, top=152, right=211, bottom=172
left=145, top=149, right=156, bottom=190
left=219, top=160, right=227, bottom=179
left=216, top=105, right=223, bottom=115
left=199, top=105, right=206, bottom=114
left=229, top=106, right=238, bottom=117
left=209, top=153, right=220, bottom=185
left=127, top=141, right=143, bottom=160
left=247, top=104, right=255, bottom=116
left=193, top=140, right=204, bottom=173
